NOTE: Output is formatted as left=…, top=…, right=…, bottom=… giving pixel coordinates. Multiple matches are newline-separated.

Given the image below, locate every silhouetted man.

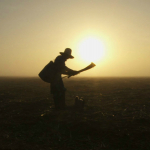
left=51, top=48, right=78, bottom=109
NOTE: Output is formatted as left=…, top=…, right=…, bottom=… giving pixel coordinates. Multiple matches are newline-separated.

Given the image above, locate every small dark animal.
left=74, top=96, right=85, bottom=109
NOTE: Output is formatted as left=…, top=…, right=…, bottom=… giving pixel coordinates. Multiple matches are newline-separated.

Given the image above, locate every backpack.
left=38, top=61, right=56, bottom=83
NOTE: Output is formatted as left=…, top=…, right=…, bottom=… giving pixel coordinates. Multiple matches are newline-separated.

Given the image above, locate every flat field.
left=0, top=77, right=150, bottom=150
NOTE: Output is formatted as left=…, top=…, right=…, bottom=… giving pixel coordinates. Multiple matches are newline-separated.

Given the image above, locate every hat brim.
left=60, top=52, right=74, bottom=59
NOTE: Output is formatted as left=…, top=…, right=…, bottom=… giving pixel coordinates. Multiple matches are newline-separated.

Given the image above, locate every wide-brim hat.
left=60, top=48, right=74, bottom=59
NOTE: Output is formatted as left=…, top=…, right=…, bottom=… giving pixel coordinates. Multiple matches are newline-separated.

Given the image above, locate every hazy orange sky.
left=0, top=0, right=150, bottom=77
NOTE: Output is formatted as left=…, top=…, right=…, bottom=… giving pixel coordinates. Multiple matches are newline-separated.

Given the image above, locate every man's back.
left=54, top=55, right=66, bottom=74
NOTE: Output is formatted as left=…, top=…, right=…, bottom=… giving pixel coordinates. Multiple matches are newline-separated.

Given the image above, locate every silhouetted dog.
left=74, top=96, right=84, bottom=109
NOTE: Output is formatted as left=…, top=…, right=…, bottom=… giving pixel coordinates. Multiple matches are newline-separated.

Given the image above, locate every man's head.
left=60, top=48, right=74, bottom=59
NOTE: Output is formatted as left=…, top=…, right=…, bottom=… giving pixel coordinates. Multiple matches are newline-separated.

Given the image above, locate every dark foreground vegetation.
left=0, top=77, right=150, bottom=150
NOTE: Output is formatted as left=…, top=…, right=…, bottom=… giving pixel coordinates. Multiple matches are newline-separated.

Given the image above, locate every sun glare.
left=77, top=36, right=105, bottom=63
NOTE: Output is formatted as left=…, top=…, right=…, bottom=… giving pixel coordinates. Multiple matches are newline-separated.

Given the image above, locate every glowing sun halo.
left=78, top=37, right=105, bottom=63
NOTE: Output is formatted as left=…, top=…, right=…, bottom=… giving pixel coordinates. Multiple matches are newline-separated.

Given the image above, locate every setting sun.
left=77, top=36, right=105, bottom=63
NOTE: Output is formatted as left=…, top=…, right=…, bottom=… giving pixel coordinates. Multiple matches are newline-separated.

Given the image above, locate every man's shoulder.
left=55, top=55, right=65, bottom=63
left=55, top=55, right=62, bottom=59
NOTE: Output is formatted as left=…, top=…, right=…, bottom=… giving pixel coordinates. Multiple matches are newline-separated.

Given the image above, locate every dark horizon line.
left=0, top=76, right=150, bottom=78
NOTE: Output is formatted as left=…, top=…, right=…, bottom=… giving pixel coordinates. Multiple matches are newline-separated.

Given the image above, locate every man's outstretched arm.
left=61, top=66, right=79, bottom=76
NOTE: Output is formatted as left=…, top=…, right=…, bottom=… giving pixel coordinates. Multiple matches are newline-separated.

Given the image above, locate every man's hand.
left=71, top=70, right=80, bottom=76
left=68, top=70, right=80, bottom=78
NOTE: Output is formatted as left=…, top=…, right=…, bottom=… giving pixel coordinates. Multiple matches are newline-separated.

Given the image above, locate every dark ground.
left=0, top=77, right=150, bottom=150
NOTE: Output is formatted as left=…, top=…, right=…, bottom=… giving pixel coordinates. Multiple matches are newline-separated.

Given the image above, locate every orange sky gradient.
left=0, top=0, right=150, bottom=77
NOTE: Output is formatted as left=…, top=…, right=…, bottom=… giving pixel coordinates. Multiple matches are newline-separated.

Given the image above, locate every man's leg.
left=60, top=91, right=66, bottom=108
left=53, top=92, right=60, bottom=109
left=53, top=92, right=65, bottom=109
left=51, top=79, right=66, bottom=109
